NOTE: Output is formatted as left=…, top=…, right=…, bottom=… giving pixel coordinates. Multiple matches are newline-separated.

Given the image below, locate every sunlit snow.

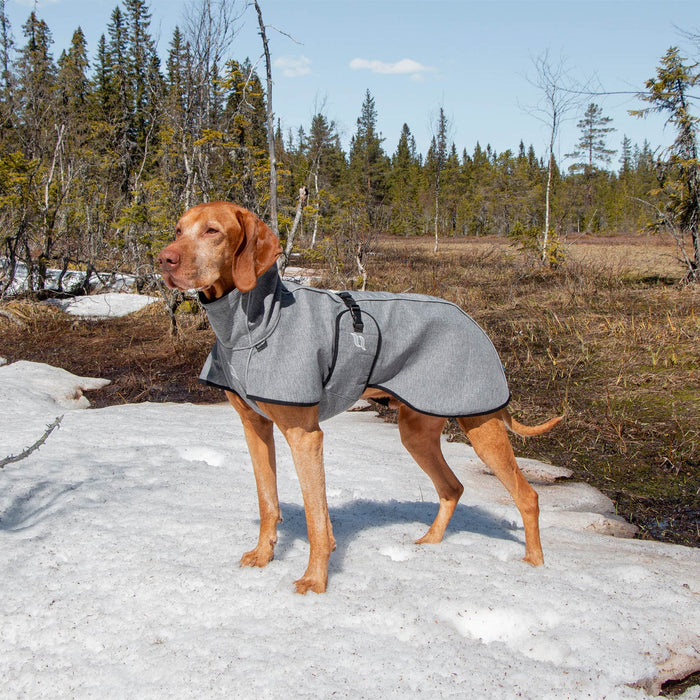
left=1, top=356, right=698, bottom=698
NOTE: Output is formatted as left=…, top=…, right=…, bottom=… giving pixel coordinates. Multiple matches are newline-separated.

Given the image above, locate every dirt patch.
left=0, top=301, right=220, bottom=407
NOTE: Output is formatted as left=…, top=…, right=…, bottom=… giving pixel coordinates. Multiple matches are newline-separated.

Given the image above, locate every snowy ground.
left=0, top=257, right=318, bottom=300
left=1, top=259, right=139, bottom=298
left=41, top=293, right=161, bottom=319
left=1, top=358, right=699, bottom=699
left=1, top=294, right=699, bottom=698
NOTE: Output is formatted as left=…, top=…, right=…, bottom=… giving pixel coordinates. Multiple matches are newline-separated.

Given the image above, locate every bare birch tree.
left=183, top=0, right=242, bottom=203
left=253, top=0, right=279, bottom=239
left=527, top=52, right=579, bottom=264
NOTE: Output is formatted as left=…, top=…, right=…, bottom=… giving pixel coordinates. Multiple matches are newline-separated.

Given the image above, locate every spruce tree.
left=305, top=111, right=345, bottom=246
left=105, top=7, right=132, bottom=192
left=15, top=12, right=56, bottom=158
left=619, top=135, right=633, bottom=176
left=430, top=106, right=449, bottom=250
left=57, top=29, right=89, bottom=123
left=389, top=123, right=421, bottom=235
left=349, top=89, right=387, bottom=228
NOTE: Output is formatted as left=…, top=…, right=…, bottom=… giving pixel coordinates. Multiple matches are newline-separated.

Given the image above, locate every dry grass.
left=1, top=233, right=698, bottom=547
left=0, top=300, right=219, bottom=407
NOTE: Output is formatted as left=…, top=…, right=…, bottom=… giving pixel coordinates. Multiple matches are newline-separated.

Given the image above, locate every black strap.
left=338, top=291, right=364, bottom=332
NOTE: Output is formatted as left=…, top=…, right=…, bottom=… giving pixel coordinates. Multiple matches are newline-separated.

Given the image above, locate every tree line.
left=0, top=0, right=697, bottom=296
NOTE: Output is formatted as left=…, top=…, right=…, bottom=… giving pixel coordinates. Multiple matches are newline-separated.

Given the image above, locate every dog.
left=158, top=201, right=561, bottom=594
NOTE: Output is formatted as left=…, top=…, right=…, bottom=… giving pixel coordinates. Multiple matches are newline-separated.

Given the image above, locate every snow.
left=1, top=259, right=138, bottom=297
left=42, top=293, right=161, bottom=319
left=1, top=361, right=699, bottom=698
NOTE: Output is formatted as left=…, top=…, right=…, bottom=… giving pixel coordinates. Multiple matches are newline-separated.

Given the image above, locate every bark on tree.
left=254, top=0, right=279, bottom=237
left=528, top=52, right=578, bottom=265
left=278, top=185, right=308, bottom=276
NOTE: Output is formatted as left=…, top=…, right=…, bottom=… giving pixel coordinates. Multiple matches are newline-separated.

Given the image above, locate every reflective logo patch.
left=351, top=332, right=366, bottom=350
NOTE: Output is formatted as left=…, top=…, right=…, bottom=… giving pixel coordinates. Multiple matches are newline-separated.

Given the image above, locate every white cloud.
left=274, top=55, right=312, bottom=78
left=349, top=58, right=436, bottom=79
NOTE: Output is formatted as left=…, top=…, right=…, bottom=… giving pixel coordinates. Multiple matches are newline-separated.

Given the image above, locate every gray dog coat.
left=199, top=267, right=510, bottom=422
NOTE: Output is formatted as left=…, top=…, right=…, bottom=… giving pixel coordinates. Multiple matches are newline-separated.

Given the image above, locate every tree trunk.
left=356, top=242, right=368, bottom=291
left=254, top=0, right=279, bottom=236
left=278, top=186, right=308, bottom=276
left=543, top=115, right=556, bottom=265
left=433, top=176, right=440, bottom=254
left=311, top=160, right=320, bottom=248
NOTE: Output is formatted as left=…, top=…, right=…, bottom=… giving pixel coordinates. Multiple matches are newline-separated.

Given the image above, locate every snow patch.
left=0, top=360, right=109, bottom=409
left=43, top=292, right=161, bottom=318
left=0, top=361, right=698, bottom=698
left=379, top=545, right=414, bottom=561
left=176, top=445, right=229, bottom=468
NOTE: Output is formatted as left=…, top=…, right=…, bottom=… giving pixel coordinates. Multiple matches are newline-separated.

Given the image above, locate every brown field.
left=1, top=232, right=698, bottom=547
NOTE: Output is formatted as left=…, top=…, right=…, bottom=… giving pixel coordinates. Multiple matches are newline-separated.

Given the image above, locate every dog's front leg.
left=258, top=402, right=335, bottom=594
left=226, top=391, right=281, bottom=568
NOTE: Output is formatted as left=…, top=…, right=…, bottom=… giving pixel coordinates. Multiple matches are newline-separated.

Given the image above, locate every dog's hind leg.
left=457, top=413, right=544, bottom=566
left=397, top=404, right=464, bottom=544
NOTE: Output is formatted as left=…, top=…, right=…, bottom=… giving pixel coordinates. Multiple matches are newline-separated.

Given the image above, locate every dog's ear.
left=232, top=208, right=282, bottom=292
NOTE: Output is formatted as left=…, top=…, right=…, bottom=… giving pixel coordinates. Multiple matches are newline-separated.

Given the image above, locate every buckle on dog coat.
left=338, top=292, right=364, bottom=333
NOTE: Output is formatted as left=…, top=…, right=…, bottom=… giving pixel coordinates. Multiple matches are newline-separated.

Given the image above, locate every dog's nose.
left=158, top=248, right=180, bottom=270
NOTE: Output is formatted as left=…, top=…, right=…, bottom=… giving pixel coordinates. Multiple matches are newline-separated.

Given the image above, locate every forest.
left=0, top=0, right=698, bottom=295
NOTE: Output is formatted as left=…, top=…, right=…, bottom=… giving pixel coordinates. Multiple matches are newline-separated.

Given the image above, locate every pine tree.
left=160, top=26, right=195, bottom=208
left=568, top=103, right=616, bottom=175
left=633, top=46, right=700, bottom=281
left=56, top=28, right=91, bottom=261
left=567, top=103, right=616, bottom=222
left=217, top=58, right=268, bottom=209
left=12, top=11, right=63, bottom=289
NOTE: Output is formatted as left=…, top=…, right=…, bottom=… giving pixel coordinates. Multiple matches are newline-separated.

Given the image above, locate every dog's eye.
left=174, top=228, right=182, bottom=239
left=204, top=228, right=218, bottom=236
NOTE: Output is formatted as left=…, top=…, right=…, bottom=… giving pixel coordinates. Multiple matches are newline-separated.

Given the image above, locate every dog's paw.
left=239, top=546, right=274, bottom=568
left=523, top=551, right=544, bottom=566
left=293, top=574, right=327, bottom=595
left=415, top=530, right=444, bottom=545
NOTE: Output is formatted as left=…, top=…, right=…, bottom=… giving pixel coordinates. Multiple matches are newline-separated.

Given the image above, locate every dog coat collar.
left=199, top=267, right=510, bottom=422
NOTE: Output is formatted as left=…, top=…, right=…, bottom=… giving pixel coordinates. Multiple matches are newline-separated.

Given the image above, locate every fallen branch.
left=0, top=415, right=64, bottom=468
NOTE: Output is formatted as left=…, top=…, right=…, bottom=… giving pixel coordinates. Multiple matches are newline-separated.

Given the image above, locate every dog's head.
left=158, top=202, right=282, bottom=300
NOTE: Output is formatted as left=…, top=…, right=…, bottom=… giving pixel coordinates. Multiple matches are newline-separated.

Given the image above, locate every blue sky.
left=5, top=0, right=699, bottom=167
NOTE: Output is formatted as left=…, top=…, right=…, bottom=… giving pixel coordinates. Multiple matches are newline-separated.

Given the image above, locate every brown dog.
left=158, top=202, right=561, bottom=594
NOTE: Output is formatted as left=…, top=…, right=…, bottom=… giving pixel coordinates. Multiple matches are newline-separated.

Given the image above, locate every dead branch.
left=0, top=415, right=64, bottom=469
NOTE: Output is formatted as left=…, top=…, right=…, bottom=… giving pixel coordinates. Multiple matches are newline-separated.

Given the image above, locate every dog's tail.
left=501, top=409, right=563, bottom=437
